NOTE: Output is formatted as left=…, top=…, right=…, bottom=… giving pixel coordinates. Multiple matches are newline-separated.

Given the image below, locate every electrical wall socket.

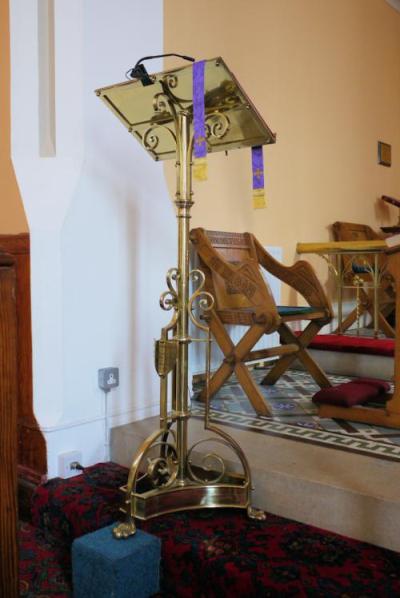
left=98, top=367, right=119, bottom=391
left=58, top=450, right=82, bottom=479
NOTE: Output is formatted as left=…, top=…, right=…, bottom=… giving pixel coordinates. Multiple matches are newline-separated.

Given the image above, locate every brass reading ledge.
left=96, top=57, right=275, bottom=538
left=95, top=57, right=276, bottom=161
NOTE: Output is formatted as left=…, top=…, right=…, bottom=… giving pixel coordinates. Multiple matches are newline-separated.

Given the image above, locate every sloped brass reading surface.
left=95, top=57, right=276, bottom=161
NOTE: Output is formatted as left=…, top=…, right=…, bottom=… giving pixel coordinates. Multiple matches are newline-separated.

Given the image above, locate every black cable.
left=126, top=53, right=195, bottom=84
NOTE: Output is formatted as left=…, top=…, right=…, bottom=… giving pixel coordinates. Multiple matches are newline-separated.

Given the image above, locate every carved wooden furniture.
left=0, top=235, right=47, bottom=514
left=0, top=252, right=19, bottom=598
left=381, top=195, right=400, bottom=234
left=190, top=228, right=333, bottom=415
left=332, top=222, right=395, bottom=337
left=316, top=241, right=400, bottom=429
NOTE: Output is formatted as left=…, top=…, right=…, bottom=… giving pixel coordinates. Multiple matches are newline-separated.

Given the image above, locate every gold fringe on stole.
left=252, top=188, right=267, bottom=209
left=193, top=157, right=208, bottom=181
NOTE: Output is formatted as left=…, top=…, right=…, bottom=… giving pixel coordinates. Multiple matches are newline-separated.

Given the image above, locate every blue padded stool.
left=72, top=523, right=161, bottom=598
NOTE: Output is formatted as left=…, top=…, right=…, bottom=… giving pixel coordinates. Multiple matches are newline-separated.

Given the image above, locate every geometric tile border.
left=191, top=407, right=400, bottom=462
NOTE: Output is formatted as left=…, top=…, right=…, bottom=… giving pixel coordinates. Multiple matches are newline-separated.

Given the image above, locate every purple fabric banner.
left=251, top=145, right=266, bottom=208
left=251, top=146, right=264, bottom=190
left=193, top=60, right=207, bottom=164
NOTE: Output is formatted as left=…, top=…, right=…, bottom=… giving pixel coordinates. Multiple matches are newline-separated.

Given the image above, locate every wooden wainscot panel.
left=0, top=252, right=19, bottom=597
left=0, top=235, right=47, bottom=495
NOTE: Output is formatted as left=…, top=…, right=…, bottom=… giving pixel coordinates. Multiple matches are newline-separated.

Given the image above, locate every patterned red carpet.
left=20, top=462, right=400, bottom=597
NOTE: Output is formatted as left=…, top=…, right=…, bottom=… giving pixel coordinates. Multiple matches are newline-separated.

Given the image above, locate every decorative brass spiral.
left=205, top=112, right=230, bottom=140
left=188, top=269, right=214, bottom=331
left=187, top=438, right=227, bottom=484
left=153, top=92, right=169, bottom=114
left=160, top=268, right=179, bottom=311
left=165, top=74, right=178, bottom=89
left=142, top=123, right=177, bottom=153
left=146, top=441, right=178, bottom=488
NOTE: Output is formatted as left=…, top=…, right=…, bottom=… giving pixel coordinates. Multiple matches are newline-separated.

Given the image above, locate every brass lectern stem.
left=175, top=111, right=192, bottom=483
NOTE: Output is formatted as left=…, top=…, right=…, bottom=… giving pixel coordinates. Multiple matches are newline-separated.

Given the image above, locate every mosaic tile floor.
left=192, top=368, right=400, bottom=462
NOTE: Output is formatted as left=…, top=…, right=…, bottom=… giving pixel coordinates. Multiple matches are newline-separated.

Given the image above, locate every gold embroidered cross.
left=254, top=168, right=263, bottom=178
left=195, top=135, right=206, bottom=146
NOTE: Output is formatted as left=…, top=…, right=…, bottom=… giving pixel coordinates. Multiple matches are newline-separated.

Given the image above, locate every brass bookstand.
left=95, top=57, right=276, bottom=537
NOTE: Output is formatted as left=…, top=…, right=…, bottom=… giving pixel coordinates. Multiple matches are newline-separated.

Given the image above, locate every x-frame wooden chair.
left=190, top=228, right=333, bottom=416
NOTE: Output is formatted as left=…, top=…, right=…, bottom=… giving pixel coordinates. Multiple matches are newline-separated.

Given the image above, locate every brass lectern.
left=96, top=57, right=276, bottom=537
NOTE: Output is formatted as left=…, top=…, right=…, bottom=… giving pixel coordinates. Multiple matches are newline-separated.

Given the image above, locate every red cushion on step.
left=313, top=382, right=379, bottom=407
left=306, top=334, right=395, bottom=357
left=351, top=377, right=391, bottom=394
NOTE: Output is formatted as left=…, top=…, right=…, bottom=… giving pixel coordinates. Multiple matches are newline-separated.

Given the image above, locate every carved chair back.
left=190, top=229, right=279, bottom=331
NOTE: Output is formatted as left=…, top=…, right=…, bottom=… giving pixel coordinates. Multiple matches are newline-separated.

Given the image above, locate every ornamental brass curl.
left=188, top=269, right=214, bottom=331
left=160, top=268, right=179, bottom=311
left=143, top=123, right=177, bottom=153
left=165, top=74, right=178, bottom=89
left=160, top=75, right=190, bottom=106
left=153, top=92, right=169, bottom=114
left=186, top=438, right=227, bottom=484
left=145, top=441, right=178, bottom=488
left=319, top=254, right=338, bottom=279
left=113, top=427, right=178, bottom=538
left=205, top=112, right=230, bottom=140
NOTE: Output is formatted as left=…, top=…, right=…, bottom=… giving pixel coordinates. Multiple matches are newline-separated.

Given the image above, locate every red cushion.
left=313, top=382, right=379, bottom=407
left=307, top=334, right=395, bottom=357
left=351, top=377, right=391, bottom=394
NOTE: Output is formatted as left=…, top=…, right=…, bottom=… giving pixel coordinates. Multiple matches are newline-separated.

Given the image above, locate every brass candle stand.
left=95, top=57, right=276, bottom=537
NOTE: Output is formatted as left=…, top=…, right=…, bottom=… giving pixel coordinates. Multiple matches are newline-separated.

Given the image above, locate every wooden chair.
left=190, top=228, right=333, bottom=415
left=332, top=221, right=395, bottom=337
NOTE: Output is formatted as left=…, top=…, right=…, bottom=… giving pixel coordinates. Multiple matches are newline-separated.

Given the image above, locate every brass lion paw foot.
left=247, top=505, right=266, bottom=520
left=113, top=520, right=137, bottom=539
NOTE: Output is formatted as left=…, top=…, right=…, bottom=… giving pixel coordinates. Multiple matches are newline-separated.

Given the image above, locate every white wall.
left=10, top=0, right=176, bottom=477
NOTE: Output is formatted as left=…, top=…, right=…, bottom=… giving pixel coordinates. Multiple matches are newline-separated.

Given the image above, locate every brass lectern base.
left=113, top=471, right=265, bottom=538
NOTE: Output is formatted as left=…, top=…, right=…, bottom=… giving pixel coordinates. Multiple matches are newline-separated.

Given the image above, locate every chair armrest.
left=253, top=236, right=333, bottom=319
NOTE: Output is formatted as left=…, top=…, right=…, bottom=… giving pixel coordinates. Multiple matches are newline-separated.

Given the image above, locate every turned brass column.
left=175, top=111, right=192, bottom=483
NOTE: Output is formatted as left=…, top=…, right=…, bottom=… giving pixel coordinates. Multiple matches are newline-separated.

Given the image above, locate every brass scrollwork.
left=165, top=74, right=178, bottom=89
left=142, top=123, right=177, bottom=154
left=188, top=269, right=214, bottom=331
left=319, top=254, right=338, bottom=279
left=187, top=438, right=226, bottom=484
left=206, top=112, right=230, bottom=140
left=146, top=441, right=178, bottom=488
left=153, top=92, right=170, bottom=114
left=160, top=268, right=179, bottom=311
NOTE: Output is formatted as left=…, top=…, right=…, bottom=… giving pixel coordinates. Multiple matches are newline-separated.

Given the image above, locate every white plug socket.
left=58, top=450, right=83, bottom=479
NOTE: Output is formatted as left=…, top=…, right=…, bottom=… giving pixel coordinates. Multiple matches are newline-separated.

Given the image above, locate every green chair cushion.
left=277, top=306, right=315, bottom=317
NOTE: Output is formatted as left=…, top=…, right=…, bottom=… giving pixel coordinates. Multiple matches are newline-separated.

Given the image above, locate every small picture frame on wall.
left=378, top=141, right=391, bottom=167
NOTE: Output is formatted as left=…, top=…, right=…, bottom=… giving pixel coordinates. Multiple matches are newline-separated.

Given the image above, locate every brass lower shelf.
left=125, top=472, right=250, bottom=521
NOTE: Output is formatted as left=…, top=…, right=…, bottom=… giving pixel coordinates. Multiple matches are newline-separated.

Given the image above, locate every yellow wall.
left=0, top=0, right=28, bottom=233
left=164, top=0, right=400, bottom=302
